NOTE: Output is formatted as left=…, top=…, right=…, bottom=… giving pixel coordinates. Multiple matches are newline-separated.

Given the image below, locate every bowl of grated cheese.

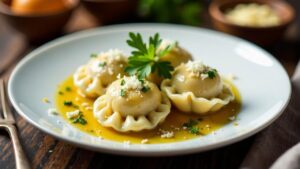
left=209, top=0, right=295, bottom=45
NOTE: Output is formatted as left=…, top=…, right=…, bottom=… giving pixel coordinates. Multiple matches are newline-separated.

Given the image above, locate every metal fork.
left=0, top=79, right=31, bottom=169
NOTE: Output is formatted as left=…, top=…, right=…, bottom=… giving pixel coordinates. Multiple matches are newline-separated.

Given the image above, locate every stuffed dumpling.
left=93, top=75, right=171, bottom=132
left=161, top=60, right=234, bottom=115
left=158, top=40, right=192, bottom=67
left=147, top=40, right=192, bottom=85
left=73, top=49, right=127, bottom=98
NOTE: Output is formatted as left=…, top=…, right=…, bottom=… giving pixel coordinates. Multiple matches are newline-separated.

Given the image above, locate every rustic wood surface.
left=0, top=4, right=299, bottom=169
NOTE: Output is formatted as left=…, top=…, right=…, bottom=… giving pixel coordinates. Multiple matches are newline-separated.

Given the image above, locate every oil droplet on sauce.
left=55, top=76, right=241, bottom=144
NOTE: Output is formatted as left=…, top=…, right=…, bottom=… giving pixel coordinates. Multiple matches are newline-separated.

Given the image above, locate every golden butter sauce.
left=55, top=76, right=241, bottom=144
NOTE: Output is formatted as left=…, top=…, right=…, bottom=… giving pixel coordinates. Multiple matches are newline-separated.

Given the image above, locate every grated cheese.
left=176, top=74, right=185, bottom=82
left=81, top=102, right=89, bottom=107
left=122, top=76, right=143, bottom=91
left=108, top=68, right=114, bottom=75
left=227, top=73, right=237, bottom=81
left=225, top=3, right=280, bottom=27
left=228, top=116, right=236, bottom=121
left=91, top=60, right=106, bottom=73
left=141, top=139, right=149, bottom=144
left=160, top=131, right=174, bottom=138
left=47, top=108, right=58, bottom=116
left=85, top=107, right=93, bottom=111
left=42, top=97, right=50, bottom=103
left=201, top=73, right=209, bottom=80
left=186, top=60, right=206, bottom=76
left=103, top=49, right=127, bottom=64
left=66, top=110, right=80, bottom=119
left=90, top=49, right=127, bottom=74
left=123, top=140, right=131, bottom=145
left=117, top=73, right=121, bottom=79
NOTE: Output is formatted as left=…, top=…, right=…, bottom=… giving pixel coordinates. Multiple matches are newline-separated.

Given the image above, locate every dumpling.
left=147, top=40, right=192, bottom=85
left=93, top=75, right=171, bottom=132
left=171, top=61, right=223, bottom=98
left=158, top=40, right=192, bottom=67
left=73, top=65, right=104, bottom=98
left=161, top=60, right=234, bottom=115
left=73, top=49, right=127, bottom=98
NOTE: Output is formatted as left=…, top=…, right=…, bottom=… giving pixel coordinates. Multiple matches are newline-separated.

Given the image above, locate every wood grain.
left=0, top=4, right=299, bottom=169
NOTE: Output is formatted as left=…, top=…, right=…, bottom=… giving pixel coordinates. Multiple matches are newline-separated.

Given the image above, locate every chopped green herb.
left=125, top=32, right=174, bottom=80
left=183, top=119, right=198, bottom=128
left=90, top=53, right=98, bottom=58
left=139, top=79, right=145, bottom=84
left=120, top=79, right=126, bottom=86
left=120, top=89, right=126, bottom=97
left=98, top=62, right=107, bottom=67
left=189, top=127, right=200, bottom=135
left=141, top=85, right=150, bottom=93
left=64, top=101, right=73, bottom=106
left=65, top=87, right=72, bottom=92
left=206, top=69, right=217, bottom=79
left=72, top=113, right=87, bottom=125
left=58, top=91, right=64, bottom=95
left=183, top=119, right=202, bottom=135
left=73, top=117, right=87, bottom=125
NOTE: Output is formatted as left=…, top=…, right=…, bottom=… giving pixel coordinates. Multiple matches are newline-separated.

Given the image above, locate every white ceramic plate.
left=8, top=24, right=291, bottom=156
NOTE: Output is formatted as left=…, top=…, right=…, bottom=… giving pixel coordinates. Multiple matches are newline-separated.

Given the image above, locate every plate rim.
left=8, top=23, right=291, bottom=156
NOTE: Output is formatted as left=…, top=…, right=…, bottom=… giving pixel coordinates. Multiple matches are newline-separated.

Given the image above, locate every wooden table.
left=0, top=6, right=299, bottom=169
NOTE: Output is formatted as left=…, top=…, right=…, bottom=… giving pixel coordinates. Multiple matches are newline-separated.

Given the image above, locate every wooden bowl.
left=209, top=0, right=295, bottom=45
left=0, top=0, right=79, bottom=42
left=81, top=0, right=138, bottom=24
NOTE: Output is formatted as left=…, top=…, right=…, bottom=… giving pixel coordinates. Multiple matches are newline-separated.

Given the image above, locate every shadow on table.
left=86, top=137, right=255, bottom=169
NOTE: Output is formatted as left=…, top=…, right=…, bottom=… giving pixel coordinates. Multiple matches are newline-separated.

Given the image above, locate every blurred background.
left=0, top=0, right=298, bottom=41
left=0, top=0, right=300, bottom=73
left=0, top=0, right=299, bottom=75
left=0, top=0, right=299, bottom=77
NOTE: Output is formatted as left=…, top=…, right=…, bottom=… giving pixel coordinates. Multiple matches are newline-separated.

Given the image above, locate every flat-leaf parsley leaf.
left=125, top=32, right=174, bottom=80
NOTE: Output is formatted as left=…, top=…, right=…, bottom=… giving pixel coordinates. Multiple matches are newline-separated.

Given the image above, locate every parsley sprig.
left=125, top=32, right=174, bottom=80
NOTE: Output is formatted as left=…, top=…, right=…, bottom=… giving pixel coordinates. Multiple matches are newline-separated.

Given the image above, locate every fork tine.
left=0, top=78, right=5, bottom=119
left=0, top=79, right=15, bottom=122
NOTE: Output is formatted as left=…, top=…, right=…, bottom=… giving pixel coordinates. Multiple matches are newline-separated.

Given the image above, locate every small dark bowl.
left=81, top=0, right=138, bottom=24
left=0, top=0, right=79, bottom=42
left=209, top=0, right=295, bottom=45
